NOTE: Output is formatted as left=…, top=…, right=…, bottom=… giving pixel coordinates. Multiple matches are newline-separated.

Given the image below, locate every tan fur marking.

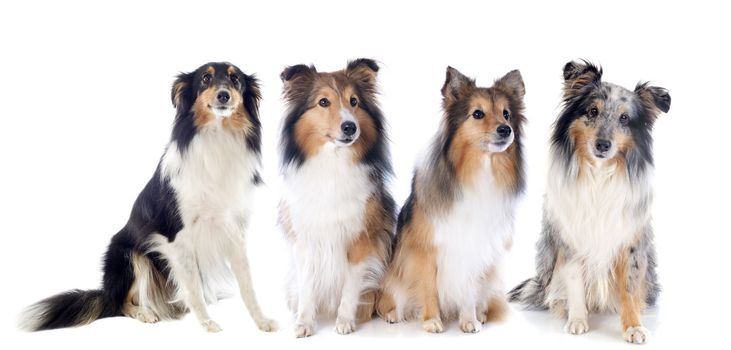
left=481, top=266, right=508, bottom=322
left=614, top=243, right=645, bottom=331
left=378, top=201, right=439, bottom=321
left=491, top=145, right=519, bottom=190
left=568, top=118, right=595, bottom=176
left=192, top=88, right=216, bottom=127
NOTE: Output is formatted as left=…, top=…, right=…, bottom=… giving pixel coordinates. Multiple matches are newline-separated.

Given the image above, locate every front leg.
left=293, top=254, right=317, bottom=338
left=561, top=259, right=589, bottom=335
left=417, top=254, right=442, bottom=333
left=335, top=260, right=370, bottom=335
left=167, top=246, right=220, bottom=332
left=227, top=236, right=277, bottom=332
left=615, top=245, right=650, bottom=344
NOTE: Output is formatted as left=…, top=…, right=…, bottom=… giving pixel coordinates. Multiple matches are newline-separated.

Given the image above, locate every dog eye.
left=318, top=98, right=330, bottom=107
left=472, top=110, right=485, bottom=119
left=229, top=74, right=239, bottom=84
left=589, top=107, right=599, bottom=118
left=202, top=74, right=212, bottom=85
left=350, top=97, right=358, bottom=107
left=503, top=110, right=510, bottom=120
left=619, top=113, right=630, bottom=125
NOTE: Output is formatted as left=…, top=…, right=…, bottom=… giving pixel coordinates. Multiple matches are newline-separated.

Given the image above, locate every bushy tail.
left=18, top=289, right=117, bottom=331
left=507, top=277, right=548, bottom=310
left=18, top=232, right=135, bottom=331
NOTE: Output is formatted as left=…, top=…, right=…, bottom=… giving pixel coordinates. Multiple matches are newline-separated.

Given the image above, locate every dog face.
left=558, top=61, right=670, bottom=165
left=441, top=67, right=525, bottom=155
left=172, top=62, right=261, bottom=131
left=280, top=59, right=383, bottom=165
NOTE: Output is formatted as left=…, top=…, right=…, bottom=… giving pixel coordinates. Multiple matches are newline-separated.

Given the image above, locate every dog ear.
left=171, top=72, right=193, bottom=109
left=280, top=64, right=317, bottom=103
left=495, top=69, right=525, bottom=98
left=562, top=60, right=602, bottom=98
left=280, top=64, right=316, bottom=85
left=243, top=74, right=262, bottom=119
left=346, top=58, right=379, bottom=87
left=441, top=66, right=475, bottom=106
left=635, top=82, right=671, bottom=114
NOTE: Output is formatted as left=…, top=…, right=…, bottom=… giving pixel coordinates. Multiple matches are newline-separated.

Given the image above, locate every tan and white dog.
left=377, top=67, right=526, bottom=333
left=278, top=59, right=396, bottom=337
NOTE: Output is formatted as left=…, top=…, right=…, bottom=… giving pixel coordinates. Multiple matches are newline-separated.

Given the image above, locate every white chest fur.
left=283, top=144, right=374, bottom=312
left=157, top=128, right=259, bottom=302
left=163, top=129, right=258, bottom=223
left=431, top=158, right=515, bottom=311
left=545, top=159, right=653, bottom=271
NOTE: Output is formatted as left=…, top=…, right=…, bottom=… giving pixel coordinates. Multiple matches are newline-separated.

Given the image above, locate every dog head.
left=441, top=67, right=525, bottom=156
left=555, top=60, right=670, bottom=171
left=169, top=62, right=261, bottom=153
left=280, top=58, right=387, bottom=168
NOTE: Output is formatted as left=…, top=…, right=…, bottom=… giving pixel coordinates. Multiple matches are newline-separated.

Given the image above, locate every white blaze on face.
left=337, top=107, right=360, bottom=144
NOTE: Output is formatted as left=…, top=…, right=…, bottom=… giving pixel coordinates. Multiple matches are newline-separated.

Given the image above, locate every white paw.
left=624, top=326, right=649, bottom=344
left=565, top=318, right=589, bottom=335
left=383, top=310, right=400, bottom=324
left=294, top=322, right=315, bottom=338
left=255, top=318, right=278, bottom=332
left=460, top=319, right=482, bottom=333
left=476, top=310, right=488, bottom=324
left=335, top=316, right=356, bottom=335
left=202, top=319, right=222, bottom=333
left=422, top=318, right=444, bottom=333
left=134, top=308, right=159, bottom=323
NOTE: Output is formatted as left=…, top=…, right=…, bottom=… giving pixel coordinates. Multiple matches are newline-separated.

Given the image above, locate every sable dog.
left=278, top=59, right=396, bottom=337
left=378, top=67, right=526, bottom=333
left=19, top=62, right=276, bottom=333
left=509, top=60, right=670, bottom=344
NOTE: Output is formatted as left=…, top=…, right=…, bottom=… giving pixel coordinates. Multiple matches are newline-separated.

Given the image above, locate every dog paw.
left=624, top=326, right=649, bottom=344
left=134, top=308, right=159, bottom=323
left=201, top=319, right=222, bottom=333
left=335, top=316, right=356, bottom=335
left=476, top=310, right=488, bottom=324
left=382, top=310, right=400, bottom=324
left=294, top=322, right=315, bottom=338
left=255, top=318, right=278, bottom=332
left=565, top=318, right=589, bottom=335
left=459, top=319, right=482, bottom=333
left=422, top=318, right=444, bottom=333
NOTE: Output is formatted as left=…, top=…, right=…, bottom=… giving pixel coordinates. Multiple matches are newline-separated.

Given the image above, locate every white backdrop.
left=1, top=1, right=729, bottom=349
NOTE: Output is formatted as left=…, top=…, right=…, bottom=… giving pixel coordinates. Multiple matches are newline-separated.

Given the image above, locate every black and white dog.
left=509, top=60, right=670, bottom=344
left=19, top=62, right=276, bottom=333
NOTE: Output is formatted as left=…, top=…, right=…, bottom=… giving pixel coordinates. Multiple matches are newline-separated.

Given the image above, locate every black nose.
left=217, top=91, right=230, bottom=103
left=595, top=139, right=612, bottom=152
left=497, top=124, right=512, bottom=138
left=341, top=121, right=357, bottom=137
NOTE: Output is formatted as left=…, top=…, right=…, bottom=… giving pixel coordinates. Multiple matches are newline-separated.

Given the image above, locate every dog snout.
left=217, top=90, right=230, bottom=104
left=497, top=124, right=512, bottom=138
left=595, top=139, right=612, bottom=152
left=341, top=121, right=357, bottom=137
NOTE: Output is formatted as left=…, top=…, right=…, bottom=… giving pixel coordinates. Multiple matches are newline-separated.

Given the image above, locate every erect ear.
left=494, top=69, right=525, bottom=98
left=243, top=74, right=262, bottom=119
left=345, top=58, right=379, bottom=87
left=562, top=60, right=602, bottom=98
left=635, top=82, right=671, bottom=114
left=441, top=66, right=475, bottom=105
left=171, top=72, right=193, bottom=109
